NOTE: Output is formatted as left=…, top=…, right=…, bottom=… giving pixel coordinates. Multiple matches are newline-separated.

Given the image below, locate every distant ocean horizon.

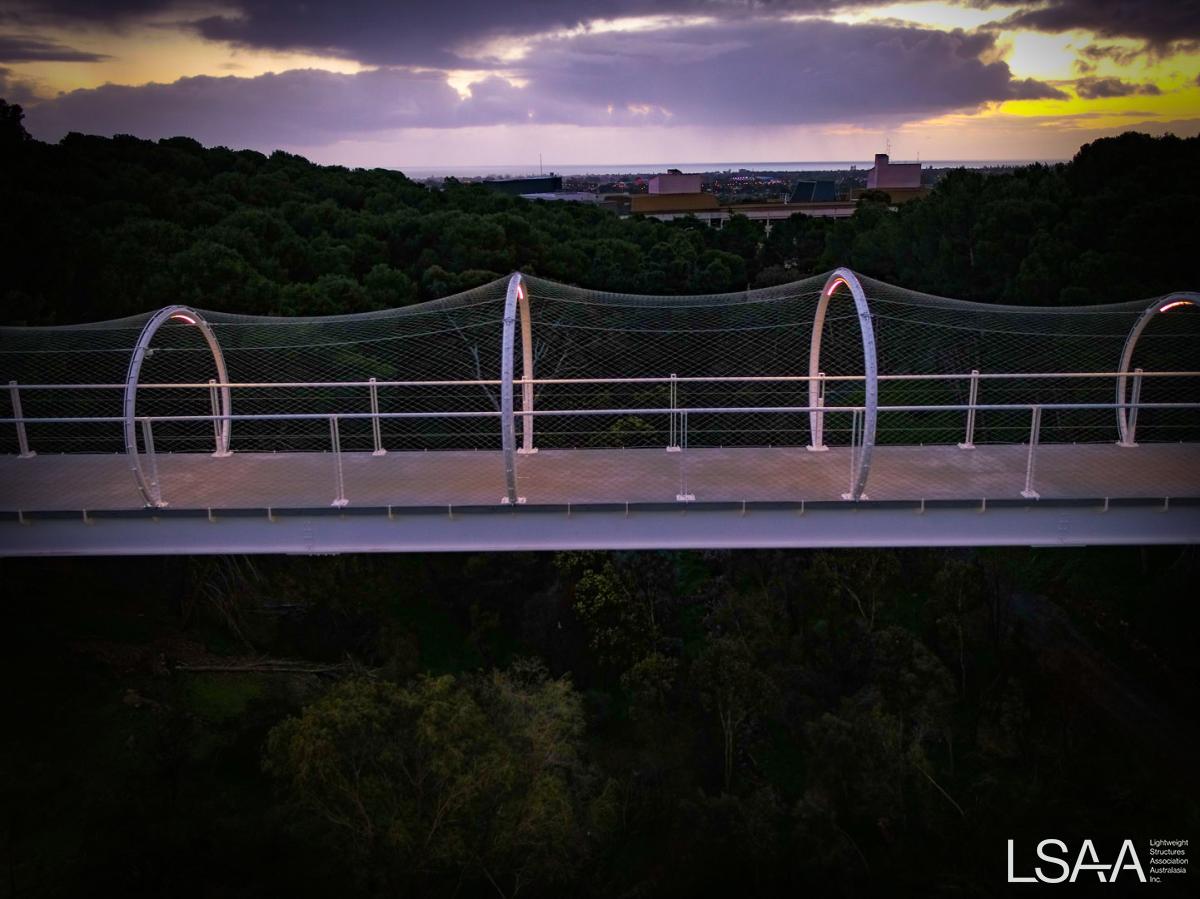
left=396, top=159, right=1065, bottom=179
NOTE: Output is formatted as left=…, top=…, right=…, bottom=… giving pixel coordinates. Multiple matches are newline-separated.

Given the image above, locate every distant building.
left=723, top=201, right=856, bottom=229
left=633, top=193, right=715, bottom=216
left=597, top=192, right=633, bottom=215
left=866, top=153, right=920, bottom=190
left=858, top=153, right=929, bottom=205
left=629, top=191, right=855, bottom=229
left=481, top=175, right=562, bottom=195
left=628, top=168, right=866, bottom=227
left=649, top=172, right=703, bottom=194
left=518, top=191, right=603, bottom=204
left=789, top=180, right=838, bottom=203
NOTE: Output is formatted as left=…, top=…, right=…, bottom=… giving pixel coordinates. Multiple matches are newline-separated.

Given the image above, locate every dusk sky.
left=1, top=0, right=1197, bottom=167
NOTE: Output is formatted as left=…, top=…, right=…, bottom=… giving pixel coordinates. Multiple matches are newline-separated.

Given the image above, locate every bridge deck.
left=1, top=442, right=1198, bottom=512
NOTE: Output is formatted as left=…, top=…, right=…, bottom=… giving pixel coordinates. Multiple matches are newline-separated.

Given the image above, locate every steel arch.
left=500, top=273, right=535, bottom=504
left=1116, top=293, right=1199, bottom=446
left=809, top=268, right=879, bottom=500
left=123, top=305, right=231, bottom=507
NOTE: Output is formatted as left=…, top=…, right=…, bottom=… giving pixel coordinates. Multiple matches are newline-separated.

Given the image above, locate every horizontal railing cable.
left=9, top=370, right=1200, bottom=391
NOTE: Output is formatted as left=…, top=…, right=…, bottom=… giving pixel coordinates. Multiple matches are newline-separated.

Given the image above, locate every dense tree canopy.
left=4, top=545, right=1197, bottom=897
left=2, top=111, right=1196, bottom=326
left=264, top=664, right=600, bottom=896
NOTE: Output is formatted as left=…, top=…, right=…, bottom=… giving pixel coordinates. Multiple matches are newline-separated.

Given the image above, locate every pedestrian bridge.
left=2, top=269, right=1197, bottom=554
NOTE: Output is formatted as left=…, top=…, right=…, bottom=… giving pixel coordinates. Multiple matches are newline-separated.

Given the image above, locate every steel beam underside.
left=2, top=498, right=1196, bottom=556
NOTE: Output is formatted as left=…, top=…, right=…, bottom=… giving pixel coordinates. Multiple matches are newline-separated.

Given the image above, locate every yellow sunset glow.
left=7, top=22, right=366, bottom=98
left=830, top=1, right=997, bottom=31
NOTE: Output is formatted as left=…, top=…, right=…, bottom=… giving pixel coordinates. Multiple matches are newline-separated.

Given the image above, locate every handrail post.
left=329, top=415, right=349, bottom=508
left=517, top=380, right=537, bottom=454
left=369, top=377, right=386, bottom=456
left=1117, top=367, right=1142, bottom=448
left=140, top=418, right=166, bottom=507
left=666, top=372, right=681, bottom=452
left=1020, top=405, right=1042, bottom=499
left=807, top=371, right=828, bottom=452
left=958, top=369, right=979, bottom=449
left=675, top=410, right=694, bottom=501
left=8, top=380, right=35, bottom=458
left=842, top=408, right=862, bottom=500
left=208, top=378, right=232, bottom=457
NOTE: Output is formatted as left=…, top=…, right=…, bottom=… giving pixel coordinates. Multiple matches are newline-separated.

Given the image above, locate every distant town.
left=422, top=155, right=1034, bottom=230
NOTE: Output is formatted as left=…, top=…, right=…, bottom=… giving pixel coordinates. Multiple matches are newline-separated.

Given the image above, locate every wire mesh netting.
left=859, top=275, right=1200, bottom=450
left=1, top=270, right=1197, bottom=510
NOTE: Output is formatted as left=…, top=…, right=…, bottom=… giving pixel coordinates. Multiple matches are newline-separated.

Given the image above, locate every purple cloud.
left=1078, top=43, right=1145, bottom=67
left=0, top=0, right=173, bottom=25
left=508, top=19, right=1065, bottom=125
left=1074, top=77, right=1163, bottom=99
left=0, top=34, right=107, bottom=61
left=5, top=1, right=1197, bottom=67
left=22, top=17, right=1066, bottom=148
left=4, top=2, right=878, bottom=67
left=982, top=0, right=1200, bottom=54
left=26, top=68, right=471, bottom=145
left=0, top=65, right=39, bottom=103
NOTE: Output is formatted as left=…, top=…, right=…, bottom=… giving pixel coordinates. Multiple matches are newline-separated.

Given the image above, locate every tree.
left=556, top=552, right=676, bottom=672
left=692, top=636, right=777, bottom=792
left=715, top=214, right=763, bottom=283
left=265, top=664, right=595, bottom=896
left=363, top=263, right=416, bottom=307
left=808, top=550, right=901, bottom=631
left=857, top=188, right=891, bottom=204
left=0, top=99, right=32, bottom=148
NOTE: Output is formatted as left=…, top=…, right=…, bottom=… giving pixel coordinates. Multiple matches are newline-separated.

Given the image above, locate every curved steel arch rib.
left=123, top=305, right=231, bottom=508
left=808, top=268, right=879, bottom=500
left=1115, top=293, right=1199, bottom=447
left=500, top=273, right=535, bottom=504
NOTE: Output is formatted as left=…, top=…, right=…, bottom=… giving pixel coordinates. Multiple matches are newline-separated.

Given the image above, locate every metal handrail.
left=3, top=400, right=1198, bottom=427
left=9, top=370, right=1200, bottom=391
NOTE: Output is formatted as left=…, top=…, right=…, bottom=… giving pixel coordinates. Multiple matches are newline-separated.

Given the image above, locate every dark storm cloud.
left=509, top=18, right=1065, bottom=125
left=24, top=17, right=1066, bottom=147
left=1073, top=76, right=1163, bottom=99
left=194, top=0, right=675, bottom=67
left=0, top=0, right=172, bottom=25
left=4, top=1, right=1197, bottom=64
left=3, top=1, right=885, bottom=67
left=0, top=34, right=107, bottom=61
left=25, top=68, right=472, bottom=146
left=1078, top=44, right=1145, bottom=67
left=976, top=0, right=1200, bottom=53
left=2, top=1, right=945, bottom=68
left=188, top=1, right=899, bottom=67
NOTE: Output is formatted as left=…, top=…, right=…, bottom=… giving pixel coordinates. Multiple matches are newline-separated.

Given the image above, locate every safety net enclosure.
left=1, top=269, right=1197, bottom=510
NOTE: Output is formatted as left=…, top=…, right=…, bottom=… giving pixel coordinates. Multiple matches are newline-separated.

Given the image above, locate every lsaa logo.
left=1007, top=839, right=1146, bottom=883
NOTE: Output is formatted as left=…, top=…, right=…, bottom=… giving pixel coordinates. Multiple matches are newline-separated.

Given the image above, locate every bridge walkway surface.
left=1, top=443, right=1199, bottom=511
left=2, top=443, right=1198, bottom=555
